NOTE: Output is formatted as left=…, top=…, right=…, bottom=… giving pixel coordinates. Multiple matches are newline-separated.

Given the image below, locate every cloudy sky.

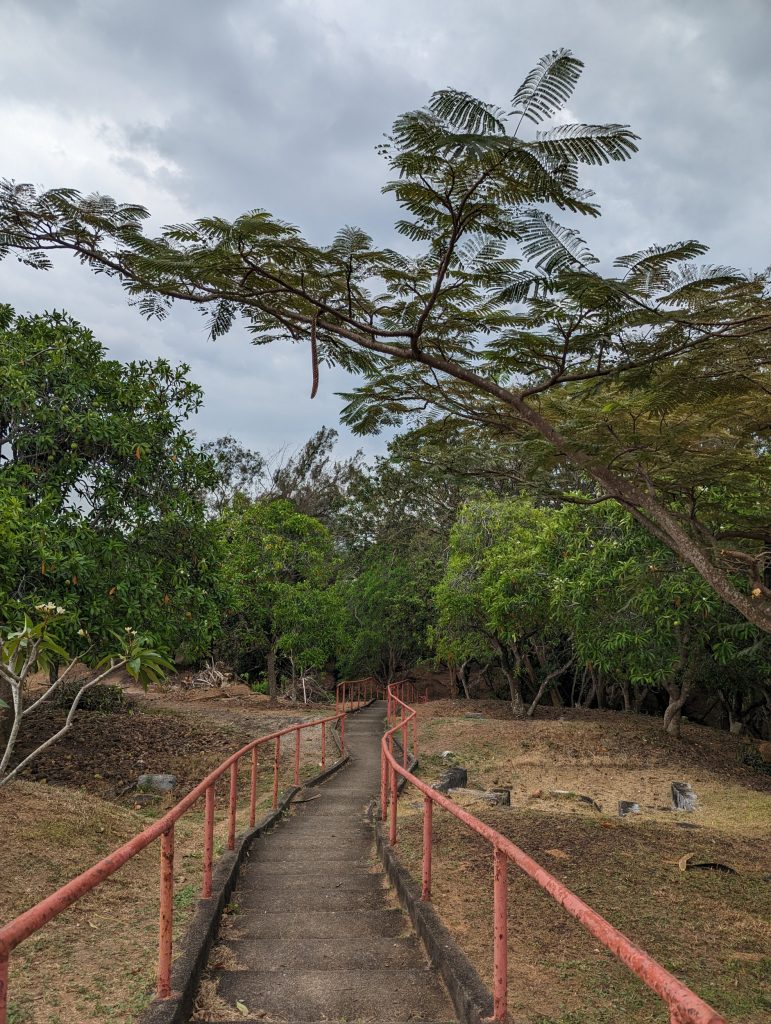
left=2, top=0, right=769, bottom=460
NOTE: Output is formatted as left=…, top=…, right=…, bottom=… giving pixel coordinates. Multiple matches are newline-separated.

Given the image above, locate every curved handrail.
left=0, top=703, right=352, bottom=1023
left=381, top=682, right=728, bottom=1024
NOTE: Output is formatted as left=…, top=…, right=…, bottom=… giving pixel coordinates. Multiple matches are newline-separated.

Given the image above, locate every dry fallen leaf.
left=235, top=1000, right=249, bottom=1017
left=679, top=853, right=695, bottom=871
left=545, top=848, right=570, bottom=860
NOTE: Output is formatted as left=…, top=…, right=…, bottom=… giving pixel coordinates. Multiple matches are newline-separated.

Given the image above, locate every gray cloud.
left=2, top=0, right=769, bottom=458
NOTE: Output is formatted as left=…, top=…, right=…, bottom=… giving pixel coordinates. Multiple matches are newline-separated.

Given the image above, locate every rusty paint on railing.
left=0, top=699, right=356, bottom=1024
left=381, top=681, right=729, bottom=1024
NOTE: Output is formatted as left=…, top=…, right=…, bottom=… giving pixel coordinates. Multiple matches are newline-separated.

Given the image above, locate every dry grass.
left=393, top=702, right=771, bottom=1023
left=1, top=715, right=339, bottom=1024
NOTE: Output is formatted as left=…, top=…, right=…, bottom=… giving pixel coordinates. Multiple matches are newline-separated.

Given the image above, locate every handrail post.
left=158, top=825, right=175, bottom=999
left=249, top=747, right=258, bottom=828
left=0, top=948, right=8, bottom=1024
left=421, top=796, right=432, bottom=901
left=294, top=727, right=300, bottom=786
left=412, top=714, right=419, bottom=762
left=228, top=760, right=238, bottom=851
left=340, top=714, right=346, bottom=754
left=202, top=785, right=215, bottom=898
left=402, top=721, right=408, bottom=768
left=389, top=765, right=398, bottom=845
left=272, top=735, right=281, bottom=809
left=380, top=749, right=388, bottom=822
left=492, top=848, right=508, bottom=1021
left=321, top=720, right=327, bottom=768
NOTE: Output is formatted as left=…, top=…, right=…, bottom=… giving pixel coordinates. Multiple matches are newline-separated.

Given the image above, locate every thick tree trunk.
left=663, top=672, right=695, bottom=738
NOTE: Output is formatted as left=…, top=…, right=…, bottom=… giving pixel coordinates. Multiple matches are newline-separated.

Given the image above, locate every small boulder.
left=618, top=800, right=640, bottom=818
left=484, top=788, right=511, bottom=807
left=464, top=712, right=483, bottom=720
left=671, top=781, right=697, bottom=811
left=433, top=766, right=468, bottom=793
left=440, top=750, right=454, bottom=760
left=138, top=773, right=177, bottom=793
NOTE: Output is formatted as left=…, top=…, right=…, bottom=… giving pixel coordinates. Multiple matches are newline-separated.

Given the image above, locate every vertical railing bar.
left=321, top=720, right=327, bottom=769
left=389, top=764, right=398, bottom=845
left=492, top=847, right=508, bottom=1022
left=272, top=735, right=281, bottom=809
left=227, top=760, right=238, bottom=851
left=402, top=721, right=408, bottom=768
left=0, top=949, right=8, bottom=1024
left=341, top=714, right=346, bottom=755
left=157, top=825, right=175, bottom=999
left=249, top=747, right=258, bottom=828
left=294, top=728, right=300, bottom=787
left=202, top=785, right=215, bottom=898
left=421, top=795, right=432, bottom=901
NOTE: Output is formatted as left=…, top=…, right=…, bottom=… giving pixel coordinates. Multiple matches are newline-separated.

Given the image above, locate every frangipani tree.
left=0, top=605, right=170, bottom=787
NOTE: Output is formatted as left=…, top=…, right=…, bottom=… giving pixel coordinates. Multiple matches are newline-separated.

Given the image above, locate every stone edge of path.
left=140, top=704, right=373, bottom=1024
left=372, top=754, right=494, bottom=1024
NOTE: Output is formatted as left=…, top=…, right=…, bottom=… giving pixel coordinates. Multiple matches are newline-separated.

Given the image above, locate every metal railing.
left=381, top=681, right=728, bottom=1024
left=0, top=708, right=348, bottom=1024
left=335, top=676, right=385, bottom=712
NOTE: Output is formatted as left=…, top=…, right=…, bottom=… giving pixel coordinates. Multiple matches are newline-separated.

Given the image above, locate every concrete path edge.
left=139, top=713, right=361, bottom=1024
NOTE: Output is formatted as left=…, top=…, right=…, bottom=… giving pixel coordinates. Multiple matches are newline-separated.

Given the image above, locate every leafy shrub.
left=250, top=679, right=269, bottom=695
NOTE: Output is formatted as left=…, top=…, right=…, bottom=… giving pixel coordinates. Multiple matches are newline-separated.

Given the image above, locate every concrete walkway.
left=203, top=700, right=456, bottom=1023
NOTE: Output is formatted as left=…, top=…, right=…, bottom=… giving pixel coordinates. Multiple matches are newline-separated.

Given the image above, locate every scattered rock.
left=133, top=793, right=160, bottom=807
left=550, top=789, right=602, bottom=812
left=440, top=750, right=454, bottom=760
left=464, top=712, right=484, bottom=720
left=137, top=773, right=177, bottom=793
left=671, top=781, right=698, bottom=811
left=618, top=800, right=641, bottom=817
left=433, top=766, right=468, bottom=793
left=484, top=788, right=511, bottom=807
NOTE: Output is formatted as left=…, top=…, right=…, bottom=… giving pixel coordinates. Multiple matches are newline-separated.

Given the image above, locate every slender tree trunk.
left=620, top=680, right=632, bottom=712
left=498, top=644, right=525, bottom=719
left=266, top=645, right=278, bottom=701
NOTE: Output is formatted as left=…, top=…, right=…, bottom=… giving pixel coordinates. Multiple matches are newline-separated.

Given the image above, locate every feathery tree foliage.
left=1, top=49, right=768, bottom=629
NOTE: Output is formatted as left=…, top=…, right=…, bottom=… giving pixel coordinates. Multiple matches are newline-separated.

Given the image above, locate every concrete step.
left=228, top=908, right=410, bottom=938
left=216, top=967, right=453, bottom=1020
left=237, top=885, right=388, bottom=912
left=240, top=856, right=377, bottom=876
left=238, top=867, right=384, bottom=894
left=221, top=933, right=425, bottom=970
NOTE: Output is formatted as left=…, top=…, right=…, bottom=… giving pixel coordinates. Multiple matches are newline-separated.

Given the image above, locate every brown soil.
left=2, top=689, right=342, bottom=1023
left=393, top=701, right=771, bottom=1023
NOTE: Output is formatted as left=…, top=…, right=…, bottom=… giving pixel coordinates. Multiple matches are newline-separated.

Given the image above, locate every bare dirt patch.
left=393, top=701, right=771, bottom=1023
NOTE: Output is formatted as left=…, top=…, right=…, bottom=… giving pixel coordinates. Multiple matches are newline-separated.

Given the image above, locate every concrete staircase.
left=203, top=701, right=456, bottom=1023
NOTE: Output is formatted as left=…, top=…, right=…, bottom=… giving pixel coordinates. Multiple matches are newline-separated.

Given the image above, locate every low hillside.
left=1, top=696, right=337, bottom=1023
left=395, top=701, right=771, bottom=1024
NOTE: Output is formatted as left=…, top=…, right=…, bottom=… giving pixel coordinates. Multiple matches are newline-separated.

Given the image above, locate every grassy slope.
left=395, top=701, right=771, bottom=1024
left=1, top=699, right=331, bottom=1024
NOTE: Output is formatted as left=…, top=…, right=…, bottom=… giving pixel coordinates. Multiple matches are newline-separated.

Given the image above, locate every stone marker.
left=432, top=766, right=468, bottom=793
left=464, top=712, right=484, bottom=719
left=671, top=781, right=697, bottom=811
left=138, top=773, right=177, bottom=792
left=485, top=788, right=511, bottom=807
left=618, top=800, right=640, bottom=817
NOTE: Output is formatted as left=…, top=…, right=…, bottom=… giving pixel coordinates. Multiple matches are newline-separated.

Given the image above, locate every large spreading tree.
left=0, top=49, right=768, bottom=630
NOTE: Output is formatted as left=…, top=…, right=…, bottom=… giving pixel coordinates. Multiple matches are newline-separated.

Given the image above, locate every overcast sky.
left=2, top=0, right=769, bottom=460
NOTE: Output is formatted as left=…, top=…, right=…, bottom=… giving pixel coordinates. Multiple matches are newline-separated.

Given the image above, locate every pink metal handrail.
left=0, top=707, right=348, bottom=1024
left=335, top=675, right=384, bottom=713
left=381, top=682, right=728, bottom=1024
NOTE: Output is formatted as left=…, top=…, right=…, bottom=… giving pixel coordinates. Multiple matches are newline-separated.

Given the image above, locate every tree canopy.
left=0, top=49, right=768, bottom=630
